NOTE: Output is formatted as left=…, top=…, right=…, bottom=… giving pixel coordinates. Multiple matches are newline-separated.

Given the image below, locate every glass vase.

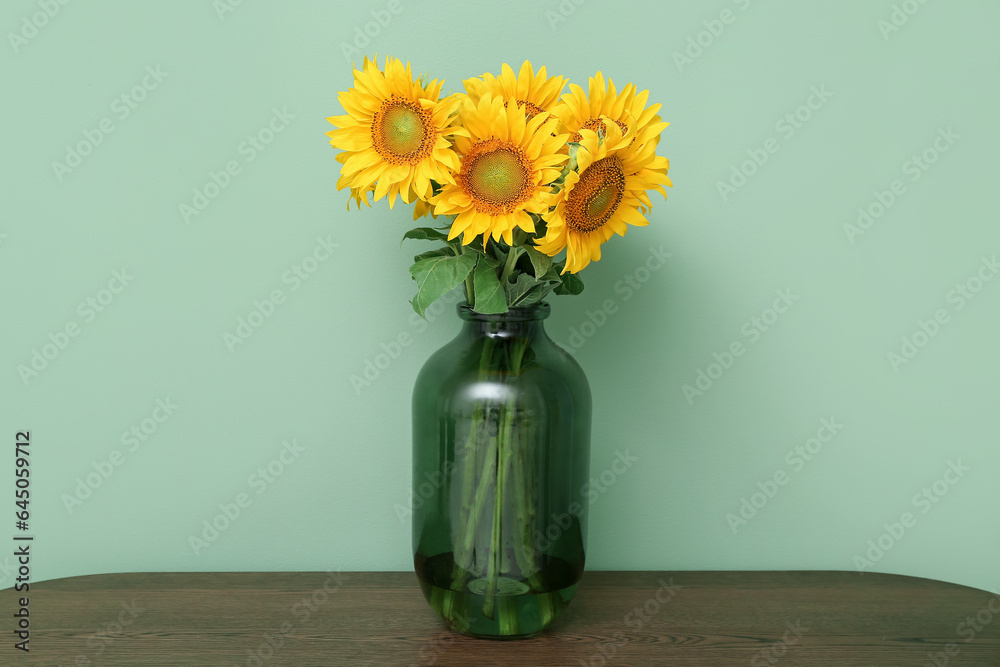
left=411, top=301, right=592, bottom=638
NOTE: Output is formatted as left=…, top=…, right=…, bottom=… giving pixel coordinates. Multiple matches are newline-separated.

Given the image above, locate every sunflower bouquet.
left=327, top=57, right=670, bottom=314
left=327, top=57, right=670, bottom=635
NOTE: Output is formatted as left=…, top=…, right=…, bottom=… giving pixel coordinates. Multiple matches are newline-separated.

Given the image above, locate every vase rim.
left=457, top=301, right=551, bottom=322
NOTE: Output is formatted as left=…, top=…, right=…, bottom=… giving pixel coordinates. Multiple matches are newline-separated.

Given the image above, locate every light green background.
left=2, top=0, right=998, bottom=595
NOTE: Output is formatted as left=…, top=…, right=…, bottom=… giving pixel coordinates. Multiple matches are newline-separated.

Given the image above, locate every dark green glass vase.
left=412, top=302, right=592, bottom=639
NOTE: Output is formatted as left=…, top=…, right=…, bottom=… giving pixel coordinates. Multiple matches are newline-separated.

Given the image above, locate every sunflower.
left=536, top=119, right=671, bottom=273
left=463, top=62, right=567, bottom=122
left=326, top=56, right=465, bottom=208
left=412, top=195, right=438, bottom=220
left=431, top=93, right=568, bottom=246
left=333, top=151, right=374, bottom=210
left=551, top=72, right=664, bottom=146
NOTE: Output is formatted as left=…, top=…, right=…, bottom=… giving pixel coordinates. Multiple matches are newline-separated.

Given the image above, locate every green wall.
left=2, top=0, right=997, bottom=594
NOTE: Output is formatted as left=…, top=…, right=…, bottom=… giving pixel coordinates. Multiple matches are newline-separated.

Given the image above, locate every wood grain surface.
left=3, top=570, right=999, bottom=666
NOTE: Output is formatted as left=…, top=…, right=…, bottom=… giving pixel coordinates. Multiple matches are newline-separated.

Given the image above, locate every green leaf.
left=402, top=227, right=450, bottom=244
left=463, top=242, right=486, bottom=258
left=522, top=246, right=553, bottom=278
left=412, top=247, right=453, bottom=263
left=504, top=273, right=547, bottom=307
left=409, top=253, right=477, bottom=318
left=552, top=264, right=585, bottom=295
left=540, top=266, right=561, bottom=284
left=472, top=254, right=507, bottom=315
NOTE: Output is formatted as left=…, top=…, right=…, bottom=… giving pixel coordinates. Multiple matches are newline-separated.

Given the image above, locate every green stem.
left=512, top=418, right=540, bottom=586
left=458, top=414, right=498, bottom=577
left=453, top=337, right=496, bottom=582
left=454, top=339, right=505, bottom=591
left=481, top=336, right=528, bottom=618
left=464, top=273, right=474, bottom=306
left=453, top=406, right=482, bottom=573
left=449, top=239, right=473, bottom=306
left=510, top=411, right=551, bottom=623
left=500, top=246, right=523, bottom=286
left=483, top=401, right=514, bottom=619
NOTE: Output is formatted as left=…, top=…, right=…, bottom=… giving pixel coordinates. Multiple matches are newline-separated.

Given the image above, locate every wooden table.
left=4, top=570, right=999, bottom=665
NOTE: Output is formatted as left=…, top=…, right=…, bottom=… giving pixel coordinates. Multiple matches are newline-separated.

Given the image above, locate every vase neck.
left=458, top=302, right=550, bottom=341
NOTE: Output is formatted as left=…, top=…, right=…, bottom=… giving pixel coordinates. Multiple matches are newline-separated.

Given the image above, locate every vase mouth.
left=458, top=302, right=551, bottom=322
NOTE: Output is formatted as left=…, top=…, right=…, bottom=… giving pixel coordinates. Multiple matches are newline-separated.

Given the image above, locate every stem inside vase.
left=453, top=331, right=534, bottom=619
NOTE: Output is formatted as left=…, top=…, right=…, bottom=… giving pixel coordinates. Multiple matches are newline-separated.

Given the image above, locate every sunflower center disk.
left=462, top=142, right=532, bottom=213
left=586, top=183, right=617, bottom=220
left=565, top=156, right=625, bottom=233
left=373, top=97, right=432, bottom=163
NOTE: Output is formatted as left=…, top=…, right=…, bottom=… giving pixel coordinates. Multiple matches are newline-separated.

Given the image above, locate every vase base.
left=416, top=552, right=581, bottom=638
left=420, top=579, right=577, bottom=639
